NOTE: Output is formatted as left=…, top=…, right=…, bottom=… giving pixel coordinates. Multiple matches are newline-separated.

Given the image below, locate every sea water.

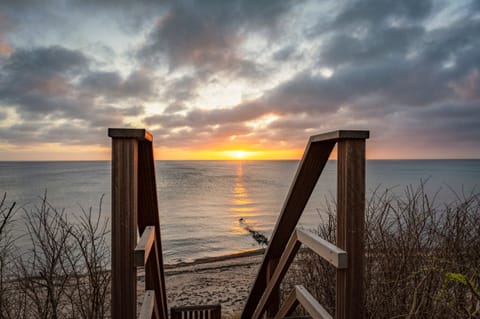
left=1, top=160, right=479, bottom=263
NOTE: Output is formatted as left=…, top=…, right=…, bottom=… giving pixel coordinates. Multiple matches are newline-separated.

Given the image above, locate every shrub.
left=0, top=193, right=110, bottom=319
left=282, top=183, right=480, bottom=318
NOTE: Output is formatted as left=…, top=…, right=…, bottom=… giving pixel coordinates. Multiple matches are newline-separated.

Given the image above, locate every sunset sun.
left=222, top=150, right=256, bottom=160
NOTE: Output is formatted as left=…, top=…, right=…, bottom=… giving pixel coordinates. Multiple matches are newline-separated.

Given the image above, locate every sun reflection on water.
left=230, top=163, right=259, bottom=235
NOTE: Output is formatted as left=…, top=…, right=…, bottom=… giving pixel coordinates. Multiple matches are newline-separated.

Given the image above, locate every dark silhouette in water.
left=239, top=218, right=269, bottom=246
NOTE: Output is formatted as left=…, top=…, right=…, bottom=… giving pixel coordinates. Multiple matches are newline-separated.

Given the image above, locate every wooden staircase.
left=108, top=129, right=369, bottom=319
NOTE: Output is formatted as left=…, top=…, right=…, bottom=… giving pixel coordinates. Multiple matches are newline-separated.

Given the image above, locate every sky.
left=0, top=0, right=479, bottom=160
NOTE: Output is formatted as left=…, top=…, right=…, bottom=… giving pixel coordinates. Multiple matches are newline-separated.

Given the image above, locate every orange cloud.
left=0, top=41, right=11, bottom=54
left=0, top=15, right=11, bottom=55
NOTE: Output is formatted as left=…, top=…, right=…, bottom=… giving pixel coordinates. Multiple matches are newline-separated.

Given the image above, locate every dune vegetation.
left=283, top=183, right=480, bottom=318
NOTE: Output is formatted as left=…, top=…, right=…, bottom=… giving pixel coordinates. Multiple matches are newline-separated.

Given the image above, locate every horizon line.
left=1, top=158, right=479, bottom=162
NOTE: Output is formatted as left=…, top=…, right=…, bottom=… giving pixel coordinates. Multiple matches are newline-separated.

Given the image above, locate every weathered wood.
left=242, top=130, right=368, bottom=319
left=309, top=130, right=369, bottom=143
left=135, top=226, right=155, bottom=267
left=108, top=128, right=153, bottom=141
left=138, top=290, right=156, bottom=319
left=266, top=256, right=280, bottom=318
left=110, top=128, right=168, bottom=319
left=253, top=228, right=347, bottom=319
left=336, top=139, right=366, bottom=319
left=138, top=140, right=168, bottom=319
left=296, top=229, right=348, bottom=269
left=111, top=138, right=138, bottom=319
left=252, top=231, right=302, bottom=319
left=171, top=304, right=221, bottom=319
left=275, top=288, right=298, bottom=318
left=145, top=239, right=165, bottom=319
left=242, top=138, right=335, bottom=319
left=295, top=285, right=332, bottom=319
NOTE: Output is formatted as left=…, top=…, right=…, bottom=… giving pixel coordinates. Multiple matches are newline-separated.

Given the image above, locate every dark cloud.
left=375, top=101, right=480, bottom=157
left=0, top=46, right=89, bottom=116
left=138, top=0, right=298, bottom=75
left=164, top=103, right=188, bottom=114
left=0, top=0, right=48, bottom=11
left=473, top=0, right=480, bottom=11
left=321, top=26, right=425, bottom=67
left=272, top=46, right=298, bottom=62
left=70, top=0, right=164, bottom=31
left=162, top=76, right=199, bottom=103
left=80, top=70, right=156, bottom=99
left=333, top=0, right=432, bottom=28
left=3, top=46, right=88, bottom=77
left=80, top=71, right=122, bottom=94
left=0, top=45, right=147, bottom=145
left=0, top=104, right=141, bottom=146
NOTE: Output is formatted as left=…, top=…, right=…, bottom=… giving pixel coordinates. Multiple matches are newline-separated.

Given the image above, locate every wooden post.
left=266, top=257, right=280, bottom=318
left=138, top=140, right=169, bottom=318
left=241, top=130, right=368, bottom=319
left=110, top=134, right=139, bottom=319
left=336, top=138, right=366, bottom=319
left=109, top=129, right=154, bottom=318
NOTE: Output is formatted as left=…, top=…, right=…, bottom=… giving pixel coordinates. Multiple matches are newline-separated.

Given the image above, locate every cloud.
left=4, top=45, right=88, bottom=76
left=140, top=0, right=480, bottom=155
left=138, top=0, right=298, bottom=75
left=0, top=46, right=89, bottom=115
left=1, top=0, right=479, bottom=158
left=80, top=70, right=156, bottom=99
left=0, top=45, right=148, bottom=146
left=0, top=15, right=12, bottom=55
left=333, top=0, right=433, bottom=28
left=321, top=26, right=425, bottom=67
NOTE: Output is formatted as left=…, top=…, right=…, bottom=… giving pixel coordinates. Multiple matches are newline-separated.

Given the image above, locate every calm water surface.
left=1, top=160, right=479, bottom=263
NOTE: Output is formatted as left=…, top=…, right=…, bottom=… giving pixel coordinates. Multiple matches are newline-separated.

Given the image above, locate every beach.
left=138, top=250, right=265, bottom=318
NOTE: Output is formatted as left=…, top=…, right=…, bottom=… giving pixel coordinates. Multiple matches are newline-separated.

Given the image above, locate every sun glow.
left=224, top=150, right=252, bottom=160
left=153, top=146, right=303, bottom=160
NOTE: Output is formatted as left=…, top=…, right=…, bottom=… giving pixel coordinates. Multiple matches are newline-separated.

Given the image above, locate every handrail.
left=135, top=226, right=156, bottom=267
left=171, top=304, right=221, bottom=319
left=276, top=285, right=332, bottom=319
left=296, top=229, right=347, bottom=269
left=241, top=130, right=369, bottom=319
left=109, top=128, right=368, bottom=319
left=251, top=228, right=347, bottom=319
left=109, top=128, right=168, bottom=319
left=138, top=291, right=157, bottom=319
left=135, top=227, right=161, bottom=319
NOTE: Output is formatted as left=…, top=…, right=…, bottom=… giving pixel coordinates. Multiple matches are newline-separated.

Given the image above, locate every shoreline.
left=139, top=248, right=266, bottom=317
left=164, top=248, right=265, bottom=269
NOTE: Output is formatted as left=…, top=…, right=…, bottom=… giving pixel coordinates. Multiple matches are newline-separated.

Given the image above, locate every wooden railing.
left=171, top=304, right=221, bottom=319
left=241, top=130, right=369, bottom=319
left=109, top=129, right=168, bottom=319
left=109, top=128, right=368, bottom=319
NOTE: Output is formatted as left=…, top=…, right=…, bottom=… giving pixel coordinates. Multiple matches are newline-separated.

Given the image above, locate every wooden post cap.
left=108, top=128, right=153, bottom=142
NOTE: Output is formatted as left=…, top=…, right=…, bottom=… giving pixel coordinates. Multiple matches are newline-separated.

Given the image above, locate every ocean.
left=1, top=160, right=479, bottom=263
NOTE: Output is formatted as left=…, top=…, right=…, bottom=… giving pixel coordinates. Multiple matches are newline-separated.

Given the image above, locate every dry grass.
left=283, top=182, right=480, bottom=318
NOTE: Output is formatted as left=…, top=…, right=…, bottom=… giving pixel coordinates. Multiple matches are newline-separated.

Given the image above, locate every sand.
left=138, top=249, right=265, bottom=318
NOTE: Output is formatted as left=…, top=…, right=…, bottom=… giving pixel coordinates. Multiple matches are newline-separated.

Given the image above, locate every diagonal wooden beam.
left=295, top=285, right=332, bottom=319
left=252, top=231, right=301, bottom=319
left=138, top=290, right=156, bottom=319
